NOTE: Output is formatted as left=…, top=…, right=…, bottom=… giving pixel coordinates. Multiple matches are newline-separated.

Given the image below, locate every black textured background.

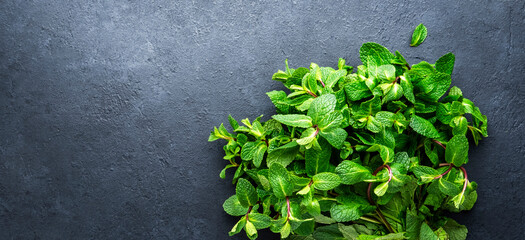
left=1, top=1, right=524, bottom=239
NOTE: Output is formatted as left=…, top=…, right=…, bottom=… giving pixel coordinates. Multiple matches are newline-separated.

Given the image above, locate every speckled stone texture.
left=0, top=1, right=523, bottom=239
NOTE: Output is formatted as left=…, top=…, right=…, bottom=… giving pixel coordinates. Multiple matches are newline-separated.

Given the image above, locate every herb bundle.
left=209, top=25, right=487, bottom=240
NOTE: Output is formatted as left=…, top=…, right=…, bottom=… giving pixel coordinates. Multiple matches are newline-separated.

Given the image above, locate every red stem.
left=366, top=165, right=395, bottom=233
left=245, top=205, right=253, bottom=220
left=432, top=139, right=446, bottom=150
left=434, top=164, right=453, bottom=179
left=286, top=196, right=291, bottom=220
left=367, top=165, right=392, bottom=203
left=459, top=167, right=469, bottom=194
left=307, top=91, right=318, bottom=98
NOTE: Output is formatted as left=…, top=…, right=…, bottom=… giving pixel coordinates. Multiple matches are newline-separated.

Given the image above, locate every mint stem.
left=286, top=196, right=291, bottom=220
left=459, top=166, right=469, bottom=194
left=307, top=91, right=318, bottom=98
left=366, top=164, right=395, bottom=233
left=245, top=205, right=253, bottom=220
left=432, top=139, right=446, bottom=150
left=367, top=165, right=392, bottom=203
left=434, top=164, right=453, bottom=179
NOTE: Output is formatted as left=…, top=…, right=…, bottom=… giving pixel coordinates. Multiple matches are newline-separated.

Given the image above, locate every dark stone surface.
left=1, top=1, right=523, bottom=239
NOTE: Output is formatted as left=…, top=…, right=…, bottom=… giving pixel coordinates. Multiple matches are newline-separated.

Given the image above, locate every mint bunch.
left=209, top=25, right=487, bottom=240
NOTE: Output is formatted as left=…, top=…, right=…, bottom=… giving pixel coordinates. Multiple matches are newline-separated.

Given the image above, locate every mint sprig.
left=210, top=25, right=487, bottom=239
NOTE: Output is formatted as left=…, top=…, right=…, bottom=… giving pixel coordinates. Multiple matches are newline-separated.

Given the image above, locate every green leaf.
left=305, top=138, right=332, bottom=177
left=438, top=178, right=461, bottom=196
left=228, top=115, right=240, bottom=130
left=273, top=70, right=290, bottom=81
left=297, top=127, right=319, bottom=146
left=412, top=166, right=439, bottom=183
left=335, top=161, right=374, bottom=185
left=312, top=172, right=341, bottom=190
left=410, top=115, right=440, bottom=138
left=308, top=94, right=337, bottom=124
left=229, top=217, right=246, bottom=236
left=326, top=69, right=348, bottom=89
left=331, top=203, right=361, bottom=222
left=220, top=164, right=236, bottom=179
left=267, top=91, right=291, bottom=114
left=360, top=42, right=394, bottom=68
left=319, top=128, right=347, bottom=149
left=338, top=223, right=374, bottom=239
left=357, top=233, right=407, bottom=240
left=253, top=142, right=267, bottom=168
left=223, top=195, right=249, bottom=216
left=272, top=114, right=313, bottom=128
left=416, top=72, right=451, bottom=102
left=377, top=64, right=396, bottom=82
left=360, top=96, right=382, bottom=116
left=281, top=221, right=292, bottom=239
left=436, top=52, right=455, bottom=75
left=314, top=215, right=336, bottom=225
left=410, top=23, right=428, bottom=47
left=269, top=163, right=294, bottom=199
left=367, top=144, right=395, bottom=163
left=313, top=224, right=345, bottom=240
left=443, top=219, right=468, bottom=240
left=399, top=75, right=415, bottom=103
left=267, top=141, right=300, bottom=168
left=445, top=135, right=469, bottom=166
left=318, top=111, right=344, bottom=131
left=241, top=142, right=258, bottom=161
left=409, top=61, right=436, bottom=82
left=451, top=116, right=468, bottom=136
left=345, top=80, right=373, bottom=101
left=381, top=83, right=404, bottom=104
left=374, top=182, right=389, bottom=197
left=248, top=213, right=272, bottom=229
left=236, top=178, right=259, bottom=207
left=289, top=67, right=310, bottom=86
left=434, top=227, right=448, bottom=240
left=420, top=222, right=438, bottom=240
left=245, top=220, right=258, bottom=239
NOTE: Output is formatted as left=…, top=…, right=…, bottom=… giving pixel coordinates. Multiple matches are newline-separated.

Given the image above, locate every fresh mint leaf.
left=436, top=52, right=455, bottom=75
left=438, top=178, right=461, bottom=196
left=410, top=23, right=428, bottom=47
left=248, top=213, right=272, bottom=229
left=297, top=127, right=318, bottom=146
left=223, top=195, right=250, bottom=216
left=229, top=217, right=246, bottom=236
left=410, top=115, right=440, bottom=138
left=360, top=42, right=394, bottom=68
left=318, top=111, right=344, bottom=131
left=266, top=141, right=300, bottom=168
left=236, top=178, right=259, bottom=207
left=443, top=219, right=468, bottom=240
left=308, top=94, right=337, bottom=124
left=305, top=138, right=332, bottom=177
left=420, top=222, right=438, bottom=240
left=319, top=128, right=347, bottom=149
left=374, top=181, right=389, bottom=197
left=269, top=163, right=294, bottom=199
left=312, top=172, right=341, bottom=190
left=345, top=80, right=373, bottom=101
left=272, top=114, right=313, bottom=128
left=445, top=135, right=469, bottom=166
left=335, top=160, right=374, bottom=185
left=416, top=72, right=452, bottom=102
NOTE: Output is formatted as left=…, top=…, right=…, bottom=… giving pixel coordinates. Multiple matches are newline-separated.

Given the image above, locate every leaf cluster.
left=209, top=25, right=487, bottom=240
